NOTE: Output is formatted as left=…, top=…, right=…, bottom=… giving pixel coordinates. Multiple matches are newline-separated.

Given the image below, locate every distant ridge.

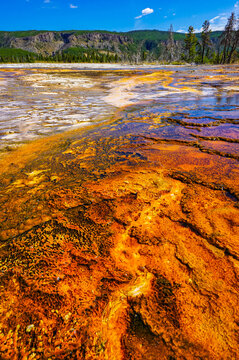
left=0, top=29, right=223, bottom=63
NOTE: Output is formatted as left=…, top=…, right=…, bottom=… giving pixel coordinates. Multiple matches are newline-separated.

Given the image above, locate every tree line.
left=0, top=48, right=119, bottom=64
left=0, top=12, right=238, bottom=64
left=182, top=12, right=239, bottom=64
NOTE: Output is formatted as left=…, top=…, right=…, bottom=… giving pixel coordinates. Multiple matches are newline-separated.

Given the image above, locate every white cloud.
left=142, top=8, right=154, bottom=15
left=209, top=14, right=228, bottom=31
left=208, top=1, right=239, bottom=32
left=70, top=4, right=78, bottom=8
left=194, top=27, right=203, bottom=33
left=44, top=0, right=50, bottom=3
left=210, top=15, right=220, bottom=24
left=135, top=8, right=154, bottom=19
left=176, top=13, right=228, bottom=34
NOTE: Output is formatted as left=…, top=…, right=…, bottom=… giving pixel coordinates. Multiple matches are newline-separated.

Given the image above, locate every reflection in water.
left=0, top=65, right=239, bottom=360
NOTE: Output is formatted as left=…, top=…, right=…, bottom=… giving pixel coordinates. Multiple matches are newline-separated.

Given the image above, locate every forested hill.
left=0, top=29, right=223, bottom=63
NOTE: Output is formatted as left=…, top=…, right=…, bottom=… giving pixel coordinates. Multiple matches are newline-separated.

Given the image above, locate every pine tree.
left=184, top=26, right=198, bottom=62
left=227, top=15, right=239, bottom=63
left=201, top=20, right=211, bottom=63
left=221, top=12, right=237, bottom=64
left=167, top=24, right=175, bottom=62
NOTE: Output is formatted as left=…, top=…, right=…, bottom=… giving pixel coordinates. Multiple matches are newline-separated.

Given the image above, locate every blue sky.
left=0, top=0, right=238, bottom=33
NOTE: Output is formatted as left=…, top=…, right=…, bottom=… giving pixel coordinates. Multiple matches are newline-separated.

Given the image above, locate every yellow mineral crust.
left=104, top=70, right=201, bottom=107
left=0, top=67, right=238, bottom=360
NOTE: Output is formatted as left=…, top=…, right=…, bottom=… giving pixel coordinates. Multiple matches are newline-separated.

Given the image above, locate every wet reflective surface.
left=0, top=65, right=239, bottom=360
left=0, top=68, right=122, bottom=148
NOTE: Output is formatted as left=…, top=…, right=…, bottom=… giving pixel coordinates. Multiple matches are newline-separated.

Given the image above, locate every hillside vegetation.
left=0, top=19, right=238, bottom=64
